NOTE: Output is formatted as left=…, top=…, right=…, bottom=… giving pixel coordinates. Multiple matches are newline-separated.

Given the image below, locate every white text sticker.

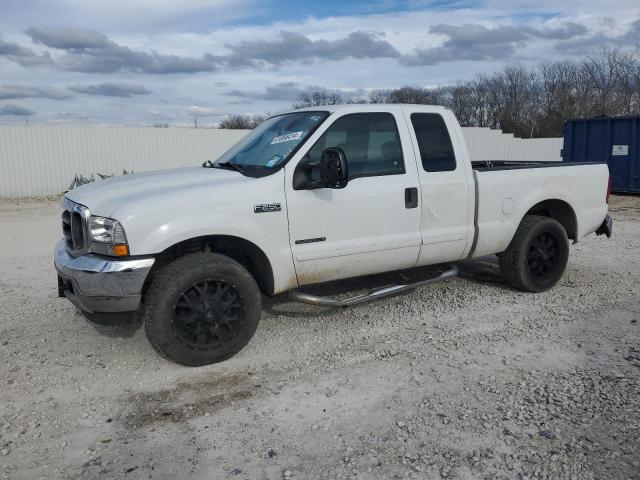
left=271, top=131, right=304, bottom=145
left=612, top=145, right=629, bottom=156
left=265, top=155, right=282, bottom=167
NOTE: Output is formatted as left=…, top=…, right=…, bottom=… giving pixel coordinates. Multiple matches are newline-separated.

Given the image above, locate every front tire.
left=499, top=215, right=569, bottom=292
left=144, top=252, right=262, bottom=366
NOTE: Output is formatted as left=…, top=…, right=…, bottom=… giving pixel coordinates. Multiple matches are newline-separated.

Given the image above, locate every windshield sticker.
left=265, top=155, right=282, bottom=168
left=309, top=115, right=322, bottom=122
left=271, top=131, right=304, bottom=145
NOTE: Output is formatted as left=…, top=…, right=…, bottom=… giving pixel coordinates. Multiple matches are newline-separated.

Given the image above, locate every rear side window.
left=410, top=113, right=456, bottom=172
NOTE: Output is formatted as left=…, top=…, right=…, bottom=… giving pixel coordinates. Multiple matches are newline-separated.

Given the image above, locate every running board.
left=289, top=265, right=458, bottom=307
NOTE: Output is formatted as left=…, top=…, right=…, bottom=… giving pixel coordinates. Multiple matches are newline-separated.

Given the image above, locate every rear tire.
left=499, top=215, right=569, bottom=292
left=144, top=252, right=262, bottom=366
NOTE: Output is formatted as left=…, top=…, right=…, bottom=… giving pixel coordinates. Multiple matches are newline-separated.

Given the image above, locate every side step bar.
left=289, top=265, right=458, bottom=308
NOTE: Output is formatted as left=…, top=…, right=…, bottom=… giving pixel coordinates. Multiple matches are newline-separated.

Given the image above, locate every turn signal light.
left=114, top=244, right=129, bottom=257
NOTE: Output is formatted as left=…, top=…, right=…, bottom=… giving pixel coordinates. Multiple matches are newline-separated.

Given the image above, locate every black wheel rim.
left=527, top=232, right=560, bottom=280
left=171, top=280, right=243, bottom=349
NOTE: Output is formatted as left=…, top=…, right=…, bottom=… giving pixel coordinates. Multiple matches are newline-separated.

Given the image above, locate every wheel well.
left=148, top=235, right=275, bottom=295
left=525, top=199, right=578, bottom=241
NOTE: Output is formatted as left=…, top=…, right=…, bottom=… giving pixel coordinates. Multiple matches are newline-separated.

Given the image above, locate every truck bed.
left=470, top=162, right=609, bottom=258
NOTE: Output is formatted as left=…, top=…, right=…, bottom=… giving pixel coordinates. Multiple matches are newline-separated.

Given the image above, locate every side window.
left=304, top=113, right=405, bottom=180
left=410, top=113, right=456, bottom=172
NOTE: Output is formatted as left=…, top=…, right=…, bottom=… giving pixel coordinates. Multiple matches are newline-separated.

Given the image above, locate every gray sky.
left=0, top=0, right=639, bottom=126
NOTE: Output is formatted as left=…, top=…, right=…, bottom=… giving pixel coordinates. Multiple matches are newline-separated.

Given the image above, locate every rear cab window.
left=410, top=113, right=457, bottom=172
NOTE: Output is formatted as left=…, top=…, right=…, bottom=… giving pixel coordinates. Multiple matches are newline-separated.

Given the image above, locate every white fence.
left=462, top=127, right=563, bottom=162
left=0, top=126, right=563, bottom=198
left=0, top=127, right=248, bottom=198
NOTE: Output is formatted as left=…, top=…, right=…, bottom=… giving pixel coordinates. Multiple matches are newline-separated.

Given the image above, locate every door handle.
left=405, top=187, right=418, bottom=208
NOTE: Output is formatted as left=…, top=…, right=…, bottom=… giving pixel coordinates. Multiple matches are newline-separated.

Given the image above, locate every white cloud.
left=68, top=82, right=151, bottom=97
left=0, top=0, right=255, bottom=32
left=0, top=104, right=35, bottom=116
left=187, top=106, right=223, bottom=117
left=0, top=84, right=71, bottom=100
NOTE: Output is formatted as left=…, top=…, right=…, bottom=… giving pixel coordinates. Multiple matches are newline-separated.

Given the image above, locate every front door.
left=285, top=108, right=422, bottom=286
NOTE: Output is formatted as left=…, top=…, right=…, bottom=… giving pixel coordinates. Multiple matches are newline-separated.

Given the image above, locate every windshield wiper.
left=205, top=161, right=247, bottom=174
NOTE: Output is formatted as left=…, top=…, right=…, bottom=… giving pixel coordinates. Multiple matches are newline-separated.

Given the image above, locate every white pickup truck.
left=54, top=104, right=612, bottom=366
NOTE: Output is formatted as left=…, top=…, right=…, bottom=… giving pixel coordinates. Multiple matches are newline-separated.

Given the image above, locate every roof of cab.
left=280, top=104, right=450, bottom=115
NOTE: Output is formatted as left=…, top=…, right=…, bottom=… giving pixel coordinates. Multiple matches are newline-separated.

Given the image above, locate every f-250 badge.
left=254, top=203, right=281, bottom=213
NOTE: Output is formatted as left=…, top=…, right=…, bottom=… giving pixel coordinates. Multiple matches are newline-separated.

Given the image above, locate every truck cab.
left=285, top=105, right=474, bottom=285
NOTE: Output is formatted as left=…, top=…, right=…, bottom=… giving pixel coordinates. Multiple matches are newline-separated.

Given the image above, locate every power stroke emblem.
left=254, top=203, right=281, bottom=213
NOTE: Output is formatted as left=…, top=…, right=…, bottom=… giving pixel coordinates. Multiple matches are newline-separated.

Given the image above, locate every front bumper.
left=54, top=239, right=155, bottom=313
left=596, top=213, right=613, bottom=238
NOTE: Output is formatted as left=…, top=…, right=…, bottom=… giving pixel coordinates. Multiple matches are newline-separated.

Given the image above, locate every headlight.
left=89, top=216, right=129, bottom=257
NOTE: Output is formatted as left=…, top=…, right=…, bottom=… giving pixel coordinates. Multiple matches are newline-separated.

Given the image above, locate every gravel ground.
left=0, top=196, right=638, bottom=480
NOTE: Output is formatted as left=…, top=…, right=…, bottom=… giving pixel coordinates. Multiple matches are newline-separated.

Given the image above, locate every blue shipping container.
left=563, top=116, right=640, bottom=193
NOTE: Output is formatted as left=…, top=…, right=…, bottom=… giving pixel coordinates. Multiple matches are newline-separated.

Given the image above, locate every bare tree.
left=445, top=83, right=474, bottom=127
left=368, top=89, right=391, bottom=104
left=448, top=48, right=638, bottom=136
left=615, top=50, right=640, bottom=115
left=537, top=60, right=578, bottom=137
left=285, top=47, right=640, bottom=138
left=294, top=89, right=344, bottom=108
left=461, top=76, right=494, bottom=128
left=581, top=48, right=623, bottom=116
left=386, top=86, right=431, bottom=104
left=218, top=114, right=266, bottom=129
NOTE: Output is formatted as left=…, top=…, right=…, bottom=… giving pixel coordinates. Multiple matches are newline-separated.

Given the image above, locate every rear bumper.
left=54, top=239, right=154, bottom=313
left=596, top=213, right=613, bottom=238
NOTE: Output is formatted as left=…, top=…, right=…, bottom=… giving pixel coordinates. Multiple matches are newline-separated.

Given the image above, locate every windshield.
left=214, top=111, right=329, bottom=175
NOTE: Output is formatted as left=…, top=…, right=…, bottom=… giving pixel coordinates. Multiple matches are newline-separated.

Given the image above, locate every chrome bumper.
left=54, top=239, right=155, bottom=313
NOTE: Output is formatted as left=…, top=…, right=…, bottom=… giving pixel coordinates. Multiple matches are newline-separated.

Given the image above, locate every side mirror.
left=319, top=147, right=348, bottom=189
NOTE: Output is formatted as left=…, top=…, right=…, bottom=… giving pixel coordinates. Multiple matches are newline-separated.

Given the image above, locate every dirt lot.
left=0, top=196, right=639, bottom=480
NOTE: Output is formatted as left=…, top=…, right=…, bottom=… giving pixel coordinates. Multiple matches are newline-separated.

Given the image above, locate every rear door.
left=402, top=107, right=474, bottom=264
left=284, top=107, right=422, bottom=285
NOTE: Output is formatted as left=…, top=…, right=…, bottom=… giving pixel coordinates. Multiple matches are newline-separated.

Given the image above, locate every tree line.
left=221, top=48, right=640, bottom=138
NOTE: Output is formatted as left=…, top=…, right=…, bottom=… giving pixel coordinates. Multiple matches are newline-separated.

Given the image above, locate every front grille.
left=61, top=198, right=89, bottom=256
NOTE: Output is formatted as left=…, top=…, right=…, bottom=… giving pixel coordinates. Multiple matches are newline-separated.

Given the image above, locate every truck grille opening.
left=61, top=200, right=88, bottom=255
left=62, top=210, right=72, bottom=249
left=71, top=212, right=85, bottom=249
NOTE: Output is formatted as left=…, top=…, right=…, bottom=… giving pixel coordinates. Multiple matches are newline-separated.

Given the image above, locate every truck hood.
left=66, top=167, right=248, bottom=217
